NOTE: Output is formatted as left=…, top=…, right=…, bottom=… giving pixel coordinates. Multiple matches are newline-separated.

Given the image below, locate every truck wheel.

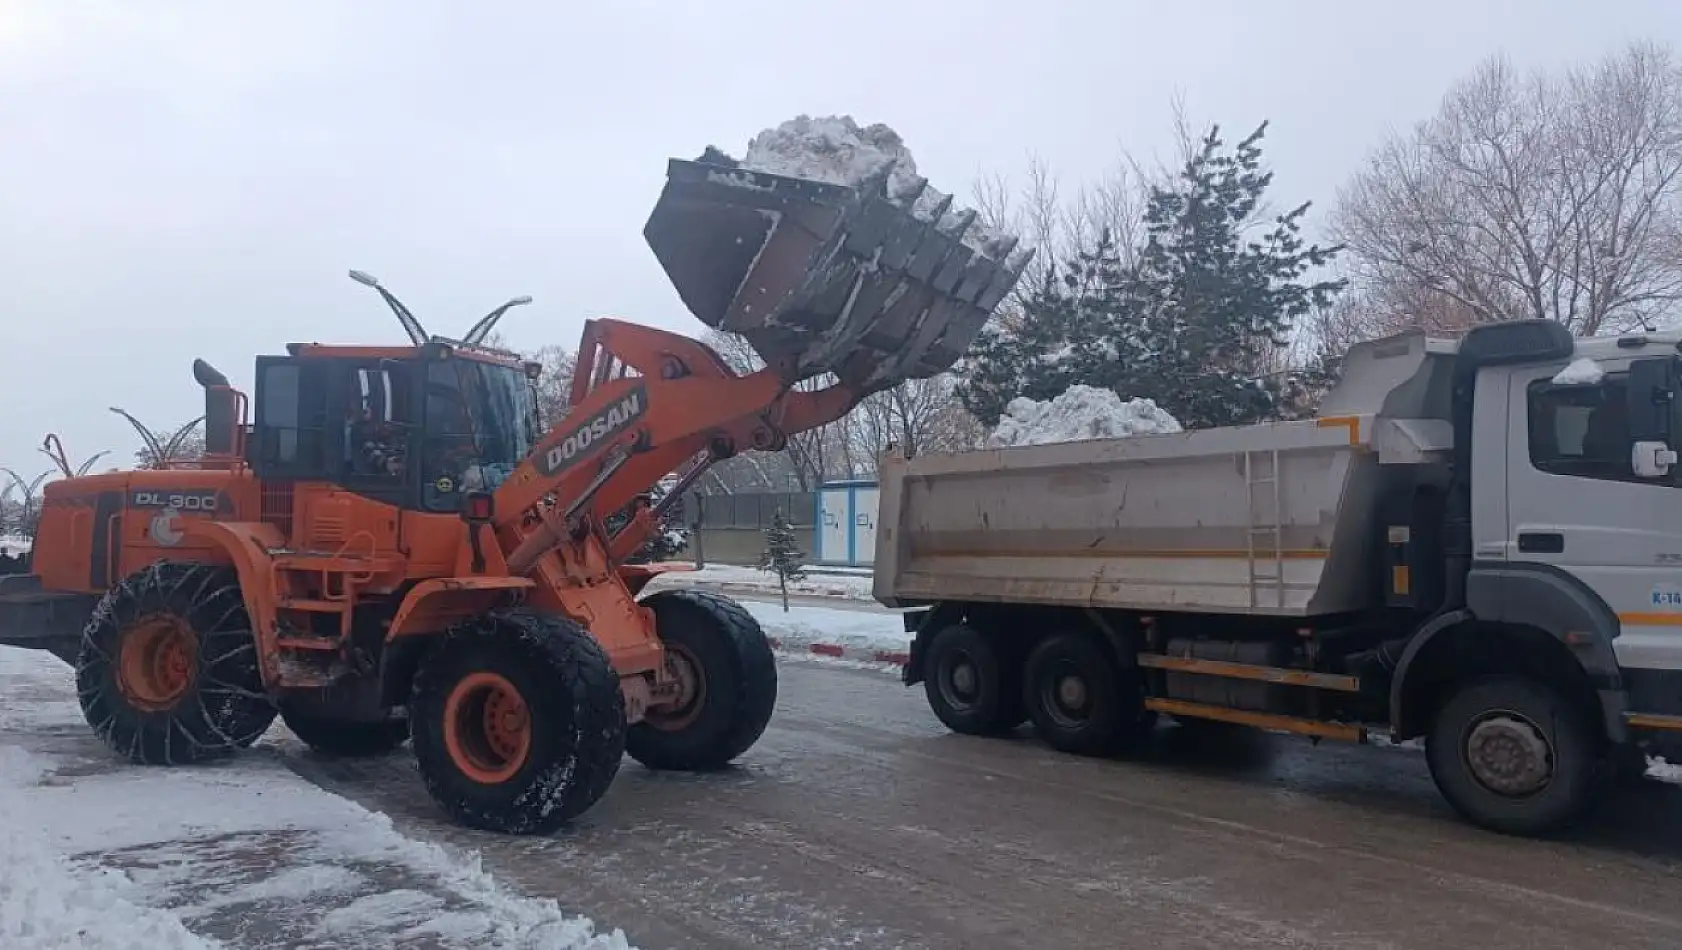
left=75, top=562, right=277, bottom=765
left=281, top=706, right=409, bottom=757
left=410, top=610, right=626, bottom=834
left=627, top=590, right=777, bottom=771
left=922, top=623, right=1024, bottom=735
left=1024, top=632, right=1154, bottom=756
left=1426, top=675, right=1604, bottom=836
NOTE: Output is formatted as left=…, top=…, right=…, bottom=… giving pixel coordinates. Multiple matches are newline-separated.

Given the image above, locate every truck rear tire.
left=1025, top=632, right=1154, bottom=756
left=75, top=563, right=277, bottom=765
left=627, top=590, right=778, bottom=771
left=922, top=623, right=1025, bottom=735
left=281, top=706, right=409, bottom=758
left=1425, top=675, right=1604, bottom=836
left=410, top=610, right=626, bottom=834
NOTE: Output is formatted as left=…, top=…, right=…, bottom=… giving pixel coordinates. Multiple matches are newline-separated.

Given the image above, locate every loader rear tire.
left=281, top=706, right=409, bottom=758
left=410, top=610, right=626, bottom=834
left=923, top=623, right=1025, bottom=735
left=75, top=562, right=276, bottom=765
left=627, top=590, right=777, bottom=771
left=1025, top=632, right=1155, bottom=757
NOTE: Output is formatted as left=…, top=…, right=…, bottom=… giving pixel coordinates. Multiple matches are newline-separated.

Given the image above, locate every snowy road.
left=11, top=598, right=1682, bottom=949
left=289, top=659, right=1682, bottom=950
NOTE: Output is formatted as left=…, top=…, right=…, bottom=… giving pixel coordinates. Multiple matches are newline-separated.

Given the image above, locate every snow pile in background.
left=735, top=115, right=1017, bottom=262
left=988, top=385, right=1183, bottom=447
left=1553, top=357, right=1605, bottom=386
left=0, top=534, right=29, bottom=554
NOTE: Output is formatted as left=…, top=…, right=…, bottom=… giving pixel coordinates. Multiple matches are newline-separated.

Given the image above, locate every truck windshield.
left=422, top=356, right=539, bottom=510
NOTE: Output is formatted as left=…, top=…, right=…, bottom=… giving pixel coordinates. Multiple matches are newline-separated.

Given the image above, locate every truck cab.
left=1470, top=332, right=1682, bottom=734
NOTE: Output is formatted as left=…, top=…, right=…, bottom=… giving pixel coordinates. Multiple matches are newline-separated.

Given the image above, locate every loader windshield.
left=422, top=356, right=540, bottom=511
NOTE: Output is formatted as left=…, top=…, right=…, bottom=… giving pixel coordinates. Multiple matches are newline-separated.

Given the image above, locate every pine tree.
left=958, top=122, right=1346, bottom=431
left=758, top=507, right=807, bottom=612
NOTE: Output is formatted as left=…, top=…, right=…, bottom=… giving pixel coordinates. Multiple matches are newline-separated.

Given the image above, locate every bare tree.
left=0, top=469, right=50, bottom=540
left=110, top=410, right=205, bottom=470
left=1332, top=42, right=1682, bottom=339
left=526, top=342, right=577, bottom=425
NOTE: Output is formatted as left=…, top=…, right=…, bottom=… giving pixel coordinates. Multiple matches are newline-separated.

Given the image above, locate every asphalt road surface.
left=283, top=659, right=1682, bottom=950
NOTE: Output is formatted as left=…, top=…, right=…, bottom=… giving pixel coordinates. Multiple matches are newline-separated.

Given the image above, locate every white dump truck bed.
left=874, top=413, right=1396, bottom=617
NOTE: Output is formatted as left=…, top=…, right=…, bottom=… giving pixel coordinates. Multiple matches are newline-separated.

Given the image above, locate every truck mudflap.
left=899, top=607, right=935, bottom=686
left=0, top=574, right=96, bottom=665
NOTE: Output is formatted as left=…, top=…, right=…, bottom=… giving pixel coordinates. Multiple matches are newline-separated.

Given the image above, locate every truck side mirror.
left=1626, top=358, right=1676, bottom=444
left=1633, top=441, right=1679, bottom=478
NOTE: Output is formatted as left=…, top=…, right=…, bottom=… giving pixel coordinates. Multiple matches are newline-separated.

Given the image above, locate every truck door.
left=1505, top=357, right=1682, bottom=671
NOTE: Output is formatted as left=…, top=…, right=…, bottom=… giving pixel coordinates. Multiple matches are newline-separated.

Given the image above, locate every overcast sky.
left=2, top=0, right=1677, bottom=476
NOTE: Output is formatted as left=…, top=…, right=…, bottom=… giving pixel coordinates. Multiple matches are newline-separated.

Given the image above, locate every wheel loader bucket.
left=643, top=157, right=1032, bottom=393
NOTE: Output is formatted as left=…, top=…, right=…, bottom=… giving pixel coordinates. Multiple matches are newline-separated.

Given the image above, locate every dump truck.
left=0, top=152, right=1029, bottom=834
left=878, top=320, right=1682, bottom=836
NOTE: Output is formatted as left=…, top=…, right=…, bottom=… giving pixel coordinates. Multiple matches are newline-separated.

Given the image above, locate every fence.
left=685, top=491, right=816, bottom=566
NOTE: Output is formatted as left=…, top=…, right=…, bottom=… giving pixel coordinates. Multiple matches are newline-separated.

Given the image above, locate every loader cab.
left=251, top=341, right=541, bottom=513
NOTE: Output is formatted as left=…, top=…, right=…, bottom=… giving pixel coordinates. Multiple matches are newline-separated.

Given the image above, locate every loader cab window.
left=254, top=358, right=330, bottom=475
left=421, top=356, right=540, bottom=511
left=1528, top=376, right=1640, bottom=483
left=340, top=363, right=414, bottom=483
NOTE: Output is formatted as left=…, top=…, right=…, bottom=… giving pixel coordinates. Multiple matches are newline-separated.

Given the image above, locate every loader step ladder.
left=1243, top=448, right=1285, bottom=610
left=269, top=551, right=399, bottom=647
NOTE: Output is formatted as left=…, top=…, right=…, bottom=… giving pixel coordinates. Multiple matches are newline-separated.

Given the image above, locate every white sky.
left=2, top=0, right=1678, bottom=474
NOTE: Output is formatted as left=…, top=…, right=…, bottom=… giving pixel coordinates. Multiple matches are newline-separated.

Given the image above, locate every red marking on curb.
left=810, top=643, right=845, bottom=658
left=873, top=651, right=910, bottom=666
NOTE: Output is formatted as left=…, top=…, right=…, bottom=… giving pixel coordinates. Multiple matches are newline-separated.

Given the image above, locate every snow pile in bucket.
left=988, top=385, right=1183, bottom=447
left=733, top=115, right=1019, bottom=264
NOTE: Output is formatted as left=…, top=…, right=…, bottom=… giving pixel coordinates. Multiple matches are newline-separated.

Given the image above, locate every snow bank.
left=0, top=534, right=30, bottom=554
left=734, top=115, right=1015, bottom=262
left=1552, top=357, right=1605, bottom=386
left=0, top=646, right=636, bottom=950
left=656, top=564, right=877, bottom=602
left=988, top=385, right=1183, bottom=448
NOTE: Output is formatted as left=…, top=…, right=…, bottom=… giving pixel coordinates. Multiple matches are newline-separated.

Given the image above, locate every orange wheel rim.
left=116, top=615, right=197, bottom=711
left=645, top=643, right=707, bottom=732
left=443, top=672, right=532, bottom=784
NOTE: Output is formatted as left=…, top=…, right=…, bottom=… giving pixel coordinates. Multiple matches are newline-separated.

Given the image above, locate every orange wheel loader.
left=0, top=155, right=1029, bottom=833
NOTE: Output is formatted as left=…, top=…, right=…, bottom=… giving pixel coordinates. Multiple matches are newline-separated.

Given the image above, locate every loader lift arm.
left=492, top=154, right=1030, bottom=575
left=493, top=317, right=859, bottom=574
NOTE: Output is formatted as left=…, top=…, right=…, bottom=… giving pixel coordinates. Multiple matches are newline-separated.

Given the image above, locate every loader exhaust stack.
left=643, top=156, right=1032, bottom=395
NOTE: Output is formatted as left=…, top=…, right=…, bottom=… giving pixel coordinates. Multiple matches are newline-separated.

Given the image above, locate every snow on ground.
left=1552, top=357, right=1605, bottom=386
left=662, top=564, right=877, bottom=602
left=0, top=646, right=634, bottom=950
left=741, top=600, right=911, bottom=657
left=734, top=115, right=1018, bottom=263
left=0, top=533, right=30, bottom=554
left=988, top=385, right=1183, bottom=448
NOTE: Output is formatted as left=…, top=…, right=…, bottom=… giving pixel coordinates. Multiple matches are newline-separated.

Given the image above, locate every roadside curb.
left=767, top=635, right=909, bottom=668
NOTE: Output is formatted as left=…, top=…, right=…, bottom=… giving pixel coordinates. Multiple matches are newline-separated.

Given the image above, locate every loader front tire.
left=628, top=590, right=777, bottom=771
left=280, top=706, right=409, bottom=758
left=75, top=562, right=276, bottom=765
left=410, top=610, right=626, bottom=835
